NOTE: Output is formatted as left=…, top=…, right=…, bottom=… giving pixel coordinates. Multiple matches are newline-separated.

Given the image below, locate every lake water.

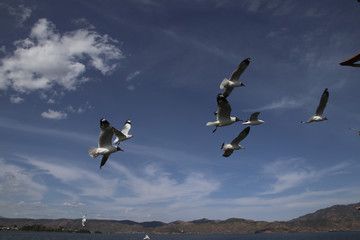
left=1, top=231, right=360, bottom=240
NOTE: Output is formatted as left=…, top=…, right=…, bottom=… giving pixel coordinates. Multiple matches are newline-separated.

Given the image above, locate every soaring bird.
left=88, top=118, right=124, bottom=169
left=113, top=120, right=133, bottom=145
left=339, top=52, right=360, bottom=67
left=242, top=112, right=264, bottom=126
left=301, top=88, right=329, bottom=123
left=82, top=214, right=87, bottom=227
left=220, top=58, right=250, bottom=98
left=206, top=94, right=242, bottom=133
left=221, top=127, right=250, bottom=157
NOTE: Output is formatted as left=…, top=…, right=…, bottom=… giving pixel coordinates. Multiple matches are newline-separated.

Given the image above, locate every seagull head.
left=240, top=82, right=246, bottom=87
left=235, top=117, right=243, bottom=122
left=116, top=146, right=124, bottom=152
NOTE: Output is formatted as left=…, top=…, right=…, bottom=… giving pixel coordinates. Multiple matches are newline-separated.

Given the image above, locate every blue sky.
left=0, top=0, right=360, bottom=223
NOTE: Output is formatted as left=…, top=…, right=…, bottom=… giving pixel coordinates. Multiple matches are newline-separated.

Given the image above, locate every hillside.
left=1, top=202, right=360, bottom=234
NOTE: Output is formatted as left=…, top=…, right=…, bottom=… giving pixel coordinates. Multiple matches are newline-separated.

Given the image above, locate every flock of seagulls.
left=87, top=52, right=358, bottom=165
left=88, top=118, right=132, bottom=168
left=206, top=58, right=265, bottom=157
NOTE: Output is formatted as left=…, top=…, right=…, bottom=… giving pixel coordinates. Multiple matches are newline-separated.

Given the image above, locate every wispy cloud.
left=0, top=158, right=47, bottom=201
left=260, top=158, right=350, bottom=195
left=247, top=96, right=306, bottom=112
left=0, top=117, right=94, bottom=142
left=0, top=3, right=32, bottom=26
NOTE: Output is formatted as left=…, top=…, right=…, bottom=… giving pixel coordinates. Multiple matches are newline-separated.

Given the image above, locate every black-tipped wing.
left=217, top=94, right=231, bottom=121
left=229, top=58, right=251, bottom=81
left=231, top=127, right=250, bottom=145
left=340, top=52, right=360, bottom=65
left=223, top=149, right=234, bottom=157
left=315, top=88, right=329, bottom=116
left=98, top=118, right=114, bottom=147
left=100, top=154, right=109, bottom=169
left=249, top=112, right=260, bottom=121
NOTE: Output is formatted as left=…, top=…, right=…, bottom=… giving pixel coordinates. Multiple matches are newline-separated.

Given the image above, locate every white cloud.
left=41, top=109, right=68, bottom=120
left=0, top=18, right=123, bottom=97
left=10, top=95, right=24, bottom=103
left=126, top=70, right=141, bottom=82
left=62, top=202, right=85, bottom=208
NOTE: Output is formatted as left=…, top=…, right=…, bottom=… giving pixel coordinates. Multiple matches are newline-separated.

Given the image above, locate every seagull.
left=339, top=52, right=360, bottom=67
left=206, top=94, right=243, bottom=133
left=301, top=88, right=329, bottom=123
left=82, top=214, right=87, bottom=227
left=350, top=128, right=360, bottom=135
left=242, top=112, right=264, bottom=125
left=221, top=127, right=250, bottom=157
left=88, top=118, right=124, bottom=169
left=220, top=58, right=250, bottom=98
left=113, top=120, right=133, bottom=145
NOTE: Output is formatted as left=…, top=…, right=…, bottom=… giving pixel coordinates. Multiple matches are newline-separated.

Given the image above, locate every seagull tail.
left=220, top=78, right=229, bottom=89
left=88, top=146, right=98, bottom=158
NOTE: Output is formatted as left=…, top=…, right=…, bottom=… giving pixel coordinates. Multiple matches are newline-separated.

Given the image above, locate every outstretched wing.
left=249, top=112, right=260, bottom=121
left=229, top=58, right=251, bottom=81
left=121, top=120, right=131, bottom=135
left=217, top=94, right=231, bottom=122
left=315, top=88, right=329, bottom=116
left=231, top=127, right=250, bottom=145
left=223, top=149, right=234, bottom=157
left=100, top=154, right=109, bottom=169
left=340, top=52, right=360, bottom=65
left=98, top=118, right=114, bottom=148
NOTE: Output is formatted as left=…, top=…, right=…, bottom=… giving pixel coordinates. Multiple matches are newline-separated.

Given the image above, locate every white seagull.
left=113, top=120, right=133, bottom=145
left=206, top=94, right=243, bottom=133
left=82, top=214, right=87, bottom=227
left=301, top=88, right=329, bottom=123
left=220, top=58, right=250, bottom=98
left=242, top=112, right=264, bottom=125
left=221, top=127, right=250, bottom=157
left=88, top=118, right=124, bottom=169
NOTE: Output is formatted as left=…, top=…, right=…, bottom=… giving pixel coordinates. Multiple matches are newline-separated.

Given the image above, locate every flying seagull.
left=88, top=118, right=124, bottom=169
left=349, top=128, right=360, bottom=135
left=221, top=127, right=250, bottom=157
left=220, top=58, right=250, bottom=98
left=113, top=120, right=133, bottom=145
left=301, top=88, right=329, bottom=123
left=242, top=112, right=264, bottom=126
left=206, top=94, right=242, bottom=133
left=82, top=214, right=87, bottom=227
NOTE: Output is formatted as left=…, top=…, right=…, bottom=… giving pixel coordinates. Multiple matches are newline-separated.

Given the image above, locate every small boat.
left=143, top=234, right=150, bottom=240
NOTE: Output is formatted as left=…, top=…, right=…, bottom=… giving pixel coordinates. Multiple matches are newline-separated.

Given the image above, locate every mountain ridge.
left=1, top=202, right=360, bottom=234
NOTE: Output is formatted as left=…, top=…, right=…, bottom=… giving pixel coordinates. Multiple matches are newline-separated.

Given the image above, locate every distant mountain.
left=1, top=202, right=360, bottom=234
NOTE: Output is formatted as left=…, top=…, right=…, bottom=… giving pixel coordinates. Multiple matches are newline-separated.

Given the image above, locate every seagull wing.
left=340, top=52, right=360, bottom=65
left=98, top=118, right=114, bottom=148
left=121, top=120, right=131, bottom=135
left=231, top=127, right=250, bottom=145
left=223, top=149, right=234, bottom=157
left=229, top=58, right=251, bottom=81
left=100, top=154, right=109, bottom=169
left=249, top=112, right=260, bottom=121
left=315, top=88, right=329, bottom=116
left=223, top=87, right=234, bottom=98
left=217, top=94, right=231, bottom=122
left=113, top=126, right=126, bottom=141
